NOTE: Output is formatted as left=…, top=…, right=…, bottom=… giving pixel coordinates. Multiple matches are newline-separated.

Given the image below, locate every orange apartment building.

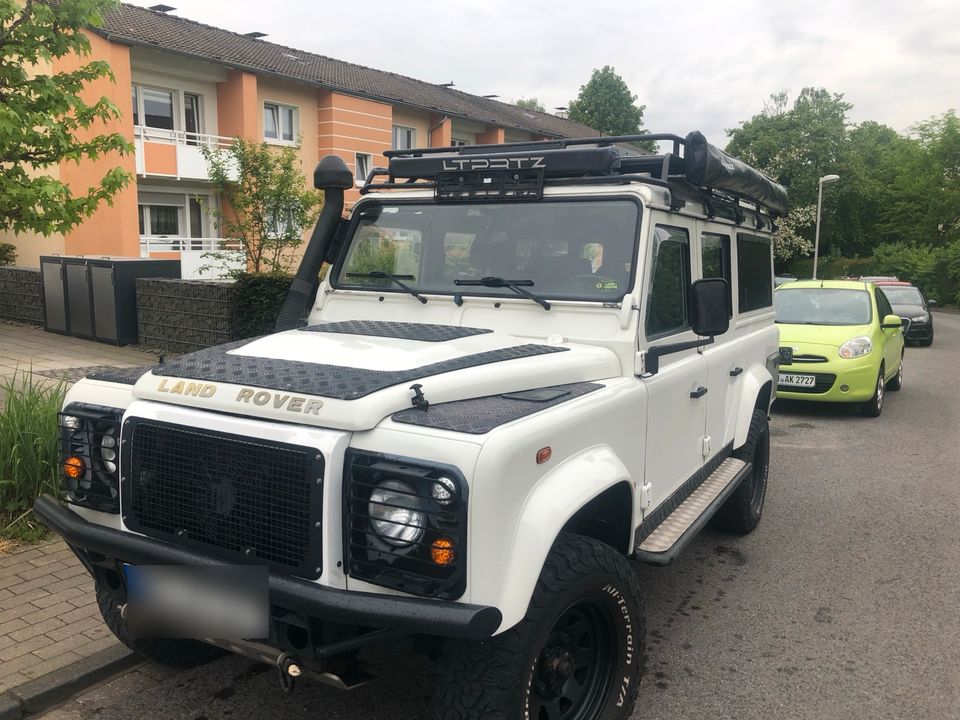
left=4, top=3, right=597, bottom=269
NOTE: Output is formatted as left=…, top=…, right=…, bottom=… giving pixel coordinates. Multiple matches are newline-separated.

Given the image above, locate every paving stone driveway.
left=1, top=323, right=157, bottom=693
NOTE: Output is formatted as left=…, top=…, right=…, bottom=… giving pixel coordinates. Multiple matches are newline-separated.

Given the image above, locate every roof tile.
left=97, top=4, right=599, bottom=139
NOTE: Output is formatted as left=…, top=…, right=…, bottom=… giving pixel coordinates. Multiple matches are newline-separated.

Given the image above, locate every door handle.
left=729, top=366, right=744, bottom=377
left=690, top=386, right=708, bottom=399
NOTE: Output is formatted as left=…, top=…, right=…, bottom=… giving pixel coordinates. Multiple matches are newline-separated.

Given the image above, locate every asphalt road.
left=41, top=312, right=960, bottom=720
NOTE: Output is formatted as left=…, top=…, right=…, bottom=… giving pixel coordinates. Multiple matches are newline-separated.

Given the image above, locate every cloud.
left=127, top=0, right=959, bottom=143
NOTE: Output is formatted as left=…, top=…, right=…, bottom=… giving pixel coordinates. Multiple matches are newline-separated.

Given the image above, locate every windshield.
left=333, top=199, right=640, bottom=302
left=774, top=288, right=872, bottom=326
left=879, top=286, right=924, bottom=305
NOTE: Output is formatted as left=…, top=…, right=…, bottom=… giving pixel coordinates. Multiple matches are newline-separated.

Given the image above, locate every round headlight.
left=838, top=336, right=872, bottom=359
left=431, top=476, right=457, bottom=506
left=368, top=479, right=425, bottom=547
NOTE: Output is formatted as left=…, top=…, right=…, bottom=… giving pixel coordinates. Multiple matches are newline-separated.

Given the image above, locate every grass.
left=0, top=369, right=66, bottom=542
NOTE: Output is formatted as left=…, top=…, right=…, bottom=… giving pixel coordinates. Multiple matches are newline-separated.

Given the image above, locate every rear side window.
left=736, top=234, right=772, bottom=312
left=701, top=232, right=732, bottom=317
left=646, top=225, right=690, bottom=338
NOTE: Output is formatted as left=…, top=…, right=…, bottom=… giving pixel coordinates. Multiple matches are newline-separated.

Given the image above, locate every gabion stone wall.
left=0, top=267, right=44, bottom=325
left=136, top=278, right=234, bottom=354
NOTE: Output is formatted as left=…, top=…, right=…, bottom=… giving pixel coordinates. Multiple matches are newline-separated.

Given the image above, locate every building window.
left=184, top=93, right=201, bottom=143
left=451, top=138, right=470, bottom=147
left=355, top=153, right=372, bottom=185
left=139, top=86, right=175, bottom=131
left=264, top=102, right=297, bottom=142
left=393, top=125, right=416, bottom=150
left=138, top=192, right=213, bottom=238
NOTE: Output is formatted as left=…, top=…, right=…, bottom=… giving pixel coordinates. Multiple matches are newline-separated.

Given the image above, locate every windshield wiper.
left=454, top=276, right=551, bottom=310
left=346, top=271, right=427, bottom=304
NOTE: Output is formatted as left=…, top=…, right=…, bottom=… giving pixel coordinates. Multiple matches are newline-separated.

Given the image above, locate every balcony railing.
left=134, top=126, right=237, bottom=181
left=140, top=237, right=245, bottom=278
left=140, top=236, right=240, bottom=256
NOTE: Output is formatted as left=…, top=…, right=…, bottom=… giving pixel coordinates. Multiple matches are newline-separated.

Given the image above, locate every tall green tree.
left=568, top=66, right=655, bottom=150
left=202, top=139, right=322, bottom=275
left=0, top=0, right=132, bottom=235
left=514, top=97, right=545, bottom=113
left=911, top=110, right=960, bottom=245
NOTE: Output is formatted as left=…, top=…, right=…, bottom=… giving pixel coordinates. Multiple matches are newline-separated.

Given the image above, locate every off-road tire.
left=712, top=408, right=769, bottom=535
left=95, top=575, right=223, bottom=668
left=886, top=354, right=903, bottom=391
left=433, top=533, right=644, bottom=720
left=860, top=364, right=885, bottom=418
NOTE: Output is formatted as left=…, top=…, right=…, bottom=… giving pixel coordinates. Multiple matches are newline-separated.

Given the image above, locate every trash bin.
left=40, top=256, right=180, bottom=345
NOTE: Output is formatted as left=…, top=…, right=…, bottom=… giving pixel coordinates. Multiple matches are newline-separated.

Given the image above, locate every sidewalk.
left=0, top=541, right=114, bottom=694
left=1, top=323, right=158, bottom=703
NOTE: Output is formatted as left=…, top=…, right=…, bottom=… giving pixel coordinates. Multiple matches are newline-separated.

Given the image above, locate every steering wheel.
left=567, top=274, right=622, bottom=294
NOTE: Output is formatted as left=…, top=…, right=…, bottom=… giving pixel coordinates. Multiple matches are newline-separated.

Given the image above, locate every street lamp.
left=812, top=174, right=840, bottom=279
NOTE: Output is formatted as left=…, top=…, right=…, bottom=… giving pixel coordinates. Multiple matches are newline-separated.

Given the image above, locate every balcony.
left=140, top=237, right=244, bottom=278
left=133, top=126, right=236, bottom=181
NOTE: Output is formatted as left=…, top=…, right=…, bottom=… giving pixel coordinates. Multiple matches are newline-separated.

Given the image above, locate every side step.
left=634, top=457, right=751, bottom=566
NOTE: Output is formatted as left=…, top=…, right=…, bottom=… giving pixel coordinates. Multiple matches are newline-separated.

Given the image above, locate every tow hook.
left=276, top=652, right=301, bottom=694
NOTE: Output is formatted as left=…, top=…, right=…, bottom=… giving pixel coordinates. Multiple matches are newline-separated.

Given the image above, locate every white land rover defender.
left=37, top=131, right=786, bottom=720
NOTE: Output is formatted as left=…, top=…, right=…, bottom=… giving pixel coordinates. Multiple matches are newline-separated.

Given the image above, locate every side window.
left=645, top=225, right=690, bottom=338
left=701, top=232, right=732, bottom=317
left=875, top=289, right=892, bottom=318
left=736, top=233, right=773, bottom=312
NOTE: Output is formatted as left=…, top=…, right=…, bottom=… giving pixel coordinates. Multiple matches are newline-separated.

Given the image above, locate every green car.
left=774, top=280, right=905, bottom=417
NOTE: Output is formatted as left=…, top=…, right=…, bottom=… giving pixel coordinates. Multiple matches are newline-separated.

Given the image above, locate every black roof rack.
left=362, top=131, right=789, bottom=217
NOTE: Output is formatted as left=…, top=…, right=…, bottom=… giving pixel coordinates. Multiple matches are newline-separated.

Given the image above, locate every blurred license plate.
left=124, top=565, right=267, bottom=640
left=778, top=373, right=816, bottom=388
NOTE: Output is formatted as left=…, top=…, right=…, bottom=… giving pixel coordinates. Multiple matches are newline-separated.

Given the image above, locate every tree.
left=202, top=139, right=322, bottom=275
left=567, top=66, right=655, bottom=151
left=514, top=97, right=545, bottom=113
left=0, top=0, right=132, bottom=235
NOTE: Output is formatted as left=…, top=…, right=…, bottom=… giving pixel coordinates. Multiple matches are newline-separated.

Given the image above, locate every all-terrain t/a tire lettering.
left=433, top=533, right=644, bottom=720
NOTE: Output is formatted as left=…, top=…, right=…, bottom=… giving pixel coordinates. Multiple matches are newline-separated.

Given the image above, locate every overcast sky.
left=128, top=0, right=959, bottom=143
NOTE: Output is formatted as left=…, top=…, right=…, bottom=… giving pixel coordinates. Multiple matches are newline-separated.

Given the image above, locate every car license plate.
left=778, top=373, right=815, bottom=388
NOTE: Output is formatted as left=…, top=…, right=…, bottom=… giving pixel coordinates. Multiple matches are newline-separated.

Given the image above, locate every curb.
left=0, top=645, right=142, bottom=720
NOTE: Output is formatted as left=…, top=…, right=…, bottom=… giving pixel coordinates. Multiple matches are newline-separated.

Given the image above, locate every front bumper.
left=33, top=494, right=500, bottom=640
left=906, top=321, right=933, bottom=343
left=776, top=355, right=879, bottom=403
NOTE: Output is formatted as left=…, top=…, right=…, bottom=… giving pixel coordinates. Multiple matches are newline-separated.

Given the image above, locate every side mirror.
left=880, top=314, right=903, bottom=329
left=928, top=299, right=939, bottom=307
left=690, top=278, right=730, bottom=337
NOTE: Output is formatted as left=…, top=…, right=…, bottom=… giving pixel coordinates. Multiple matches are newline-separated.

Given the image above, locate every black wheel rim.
left=530, top=600, right=616, bottom=720
left=749, top=427, right=769, bottom=512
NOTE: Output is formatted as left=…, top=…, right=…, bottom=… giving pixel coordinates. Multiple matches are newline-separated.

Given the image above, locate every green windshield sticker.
left=595, top=280, right=620, bottom=291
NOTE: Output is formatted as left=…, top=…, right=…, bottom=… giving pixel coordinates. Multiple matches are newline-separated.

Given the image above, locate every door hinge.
left=639, top=482, right=652, bottom=511
left=701, top=436, right=712, bottom=457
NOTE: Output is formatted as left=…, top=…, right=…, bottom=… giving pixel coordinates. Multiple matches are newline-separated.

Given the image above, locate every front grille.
left=345, top=452, right=467, bottom=600
left=778, top=373, right=836, bottom=394
left=121, top=419, right=324, bottom=578
left=791, top=354, right=829, bottom=363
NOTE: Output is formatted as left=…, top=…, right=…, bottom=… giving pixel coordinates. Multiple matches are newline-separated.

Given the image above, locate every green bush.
left=0, top=242, right=16, bottom=266
left=0, top=371, right=66, bottom=541
left=230, top=273, right=294, bottom=339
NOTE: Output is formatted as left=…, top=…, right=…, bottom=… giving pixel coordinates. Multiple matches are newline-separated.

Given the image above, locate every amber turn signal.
left=431, top=537, right=456, bottom=566
left=63, top=456, right=85, bottom=479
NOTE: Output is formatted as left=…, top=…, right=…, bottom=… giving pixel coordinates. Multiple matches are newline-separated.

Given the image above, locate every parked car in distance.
left=774, top=273, right=796, bottom=287
left=873, top=281, right=935, bottom=346
left=774, top=279, right=905, bottom=417
left=857, top=275, right=899, bottom=283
